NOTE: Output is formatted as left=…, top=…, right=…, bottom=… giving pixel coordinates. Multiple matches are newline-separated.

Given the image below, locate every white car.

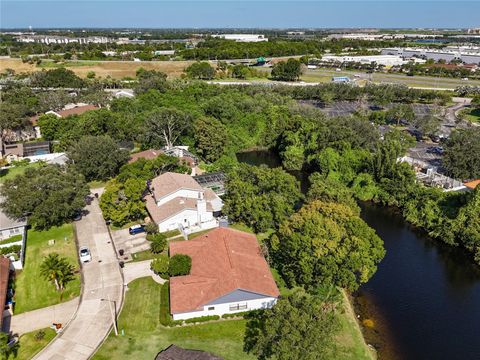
left=79, top=246, right=92, bottom=263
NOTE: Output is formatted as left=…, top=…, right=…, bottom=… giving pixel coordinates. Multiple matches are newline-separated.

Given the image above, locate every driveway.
left=34, top=193, right=123, bottom=360
left=111, top=228, right=150, bottom=261
left=3, top=298, right=79, bottom=336
left=123, top=260, right=165, bottom=285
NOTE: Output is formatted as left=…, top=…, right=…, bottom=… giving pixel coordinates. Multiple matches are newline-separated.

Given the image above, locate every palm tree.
left=40, top=253, right=75, bottom=293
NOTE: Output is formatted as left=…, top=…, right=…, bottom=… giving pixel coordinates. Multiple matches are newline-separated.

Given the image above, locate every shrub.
left=0, top=245, right=21, bottom=256
left=148, top=233, right=167, bottom=254
left=34, top=330, right=46, bottom=341
left=151, top=255, right=169, bottom=277
left=184, top=315, right=220, bottom=324
left=222, top=311, right=251, bottom=319
left=168, top=254, right=191, bottom=276
left=160, top=282, right=172, bottom=326
left=144, top=222, right=158, bottom=235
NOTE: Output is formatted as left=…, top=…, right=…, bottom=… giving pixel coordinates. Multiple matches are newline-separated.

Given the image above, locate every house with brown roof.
left=464, top=179, right=480, bottom=190
left=0, top=257, right=11, bottom=330
left=169, top=228, right=279, bottom=320
left=145, top=172, right=223, bottom=233
left=128, top=149, right=162, bottom=164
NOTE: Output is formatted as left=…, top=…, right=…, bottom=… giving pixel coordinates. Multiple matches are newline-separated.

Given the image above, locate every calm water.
left=359, top=204, right=480, bottom=360
left=238, top=150, right=480, bottom=360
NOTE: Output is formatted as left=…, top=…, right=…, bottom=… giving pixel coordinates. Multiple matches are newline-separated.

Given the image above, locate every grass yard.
left=93, top=278, right=253, bottom=360
left=130, top=249, right=158, bottom=263
left=94, top=276, right=374, bottom=360
left=14, top=224, right=81, bottom=314
left=0, top=162, right=43, bottom=184
left=8, top=328, right=56, bottom=360
left=461, top=107, right=480, bottom=123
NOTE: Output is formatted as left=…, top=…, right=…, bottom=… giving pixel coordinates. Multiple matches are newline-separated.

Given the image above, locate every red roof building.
left=0, top=257, right=10, bottom=330
left=169, top=228, right=279, bottom=320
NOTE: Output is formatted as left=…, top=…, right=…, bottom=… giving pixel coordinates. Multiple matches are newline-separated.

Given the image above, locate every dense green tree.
left=68, top=135, right=129, bottom=181
left=385, top=104, right=415, bottom=126
left=443, top=128, right=480, bottom=179
left=40, top=253, right=76, bottom=292
left=244, top=288, right=340, bottom=360
left=307, top=173, right=360, bottom=212
left=30, top=68, right=84, bottom=88
left=141, top=108, right=192, bottom=149
left=134, top=69, right=168, bottom=95
left=99, top=178, right=147, bottom=227
left=411, top=114, right=441, bottom=137
left=193, top=117, right=228, bottom=162
left=223, top=164, right=302, bottom=233
left=116, top=155, right=189, bottom=183
left=151, top=255, right=169, bottom=276
left=37, top=114, right=63, bottom=141
left=271, top=59, right=303, bottom=81
left=148, top=233, right=167, bottom=253
left=453, top=187, right=480, bottom=262
left=231, top=64, right=250, bottom=79
left=269, top=200, right=385, bottom=291
left=37, top=90, right=71, bottom=112
left=0, top=102, right=28, bottom=143
left=168, top=254, right=192, bottom=276
left=185, top=62, right=216, bottom=80
left=0, top=165, right=89, bottom=229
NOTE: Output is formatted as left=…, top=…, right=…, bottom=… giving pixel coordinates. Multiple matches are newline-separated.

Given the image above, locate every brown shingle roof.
left=151, top=172, right=203, bottom=200
left=55, top=104, right=98, bottom=117
left=155, top=344, right=223, bottom=360
left=169, top=228, right=280, bottom=314
left=145, top=195, right=212, bottom=224
left=128, top=149, right=163, bottom=164
left=0, top=257, right=10, bottom=329
left=464, top=179, right=480, bottom=190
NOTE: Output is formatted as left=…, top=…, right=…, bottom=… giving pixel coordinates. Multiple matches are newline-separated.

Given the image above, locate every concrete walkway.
left=3, top=298, right=79, bottom=336
left=34, top=192, right=123, bottom=360
left=123, top=260, right=165, bottom=285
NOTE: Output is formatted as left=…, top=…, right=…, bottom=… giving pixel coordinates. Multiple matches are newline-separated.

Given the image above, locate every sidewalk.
left=3, top=297, right=79, bottom=336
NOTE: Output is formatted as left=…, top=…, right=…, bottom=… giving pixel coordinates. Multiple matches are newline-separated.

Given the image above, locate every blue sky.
left=1, top=1, right=479, bottom=29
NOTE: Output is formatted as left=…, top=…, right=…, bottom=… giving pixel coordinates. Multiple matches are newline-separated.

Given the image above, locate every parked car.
left=128, top=224, right=145, bottom=235
left=79, top=246, right=91, bottom=263
left=73, top=211, right=82, bottom=221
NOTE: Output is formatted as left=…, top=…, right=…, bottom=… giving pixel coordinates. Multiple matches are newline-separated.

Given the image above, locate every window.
left=229, top=303, right=248, bottom=311
left=208, top=306, right=215, bottom=311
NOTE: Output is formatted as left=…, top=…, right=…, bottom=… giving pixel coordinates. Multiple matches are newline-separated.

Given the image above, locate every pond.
left=237, top=149, right=480, bottom=360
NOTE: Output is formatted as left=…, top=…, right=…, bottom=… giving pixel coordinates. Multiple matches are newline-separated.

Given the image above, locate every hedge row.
left=184, top=315, right=220, bottom=324
left=221, top=311, right=250, bottom=319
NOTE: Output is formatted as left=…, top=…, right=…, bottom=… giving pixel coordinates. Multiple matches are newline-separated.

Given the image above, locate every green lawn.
left=94, top=277, right=374, bottom=360
left=14, top=224, right=81, bottom=314
left=461, top=108, right=480, bottom=123
left=0, top=162, right=42, bottom=184
left=130, top=249, right=158, bottom=263
left=93, top=277, right=253, bottom=360
left=8, top=328, right=56, bottom=360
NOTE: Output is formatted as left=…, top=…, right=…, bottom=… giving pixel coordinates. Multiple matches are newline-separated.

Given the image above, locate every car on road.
left=79, top=246, right=91, bottom=263
left=128, top=224, right=145, bottom=235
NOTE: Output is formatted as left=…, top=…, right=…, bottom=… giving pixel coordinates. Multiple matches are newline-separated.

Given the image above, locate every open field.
left=8, top=328, right=56, bottom=360
left=1, top=58, right=194, bottom=79
left=14, top=224, right=81, bottom=314
left=94, top=276, right=374, bottom=360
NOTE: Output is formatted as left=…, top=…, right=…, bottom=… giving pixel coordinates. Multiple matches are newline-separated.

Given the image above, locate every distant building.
left=153, top=50, right=175, bottom=56
left=382, top=47, right=480, bottom=65
left=15, top=35, right=111, bottom=44
left=211, top=34, right=268, bottom=42
left=322, top=54, right=411, bottom=67
left=169, top=228, right=280, bottom=320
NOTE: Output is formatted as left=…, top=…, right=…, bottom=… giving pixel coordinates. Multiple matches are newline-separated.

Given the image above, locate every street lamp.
left=101, top=295, right=118, bottom=336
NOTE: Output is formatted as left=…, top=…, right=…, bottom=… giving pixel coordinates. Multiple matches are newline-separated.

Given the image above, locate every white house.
left=0, top=198, right=27, bottom=270
left=145, top=172, right=223, bottom=233
left=169, top=228, right=280, bottom=320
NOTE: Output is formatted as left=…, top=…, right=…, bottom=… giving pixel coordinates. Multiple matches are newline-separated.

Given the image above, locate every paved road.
left=4, top=298, right=79, bottom=336
left=34, top=195, right=123, bottom=360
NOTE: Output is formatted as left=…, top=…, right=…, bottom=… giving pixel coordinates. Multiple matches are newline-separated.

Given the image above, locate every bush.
left=222, top=311, right=251, bottom=319
left=151, top=255, right=169, bottom=277
left=184, top=315, right=220, bottom=324
left=147, top=233, right=167, bottom=253
left=168, top=254, right=192, bottom=276
left=0, top=245, right=21, bottom=256
left=144, top=222, right=158, bottom=235
left=160, top=282, right=172, bottom=326
left=34, top=330, right=46, bottom=341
